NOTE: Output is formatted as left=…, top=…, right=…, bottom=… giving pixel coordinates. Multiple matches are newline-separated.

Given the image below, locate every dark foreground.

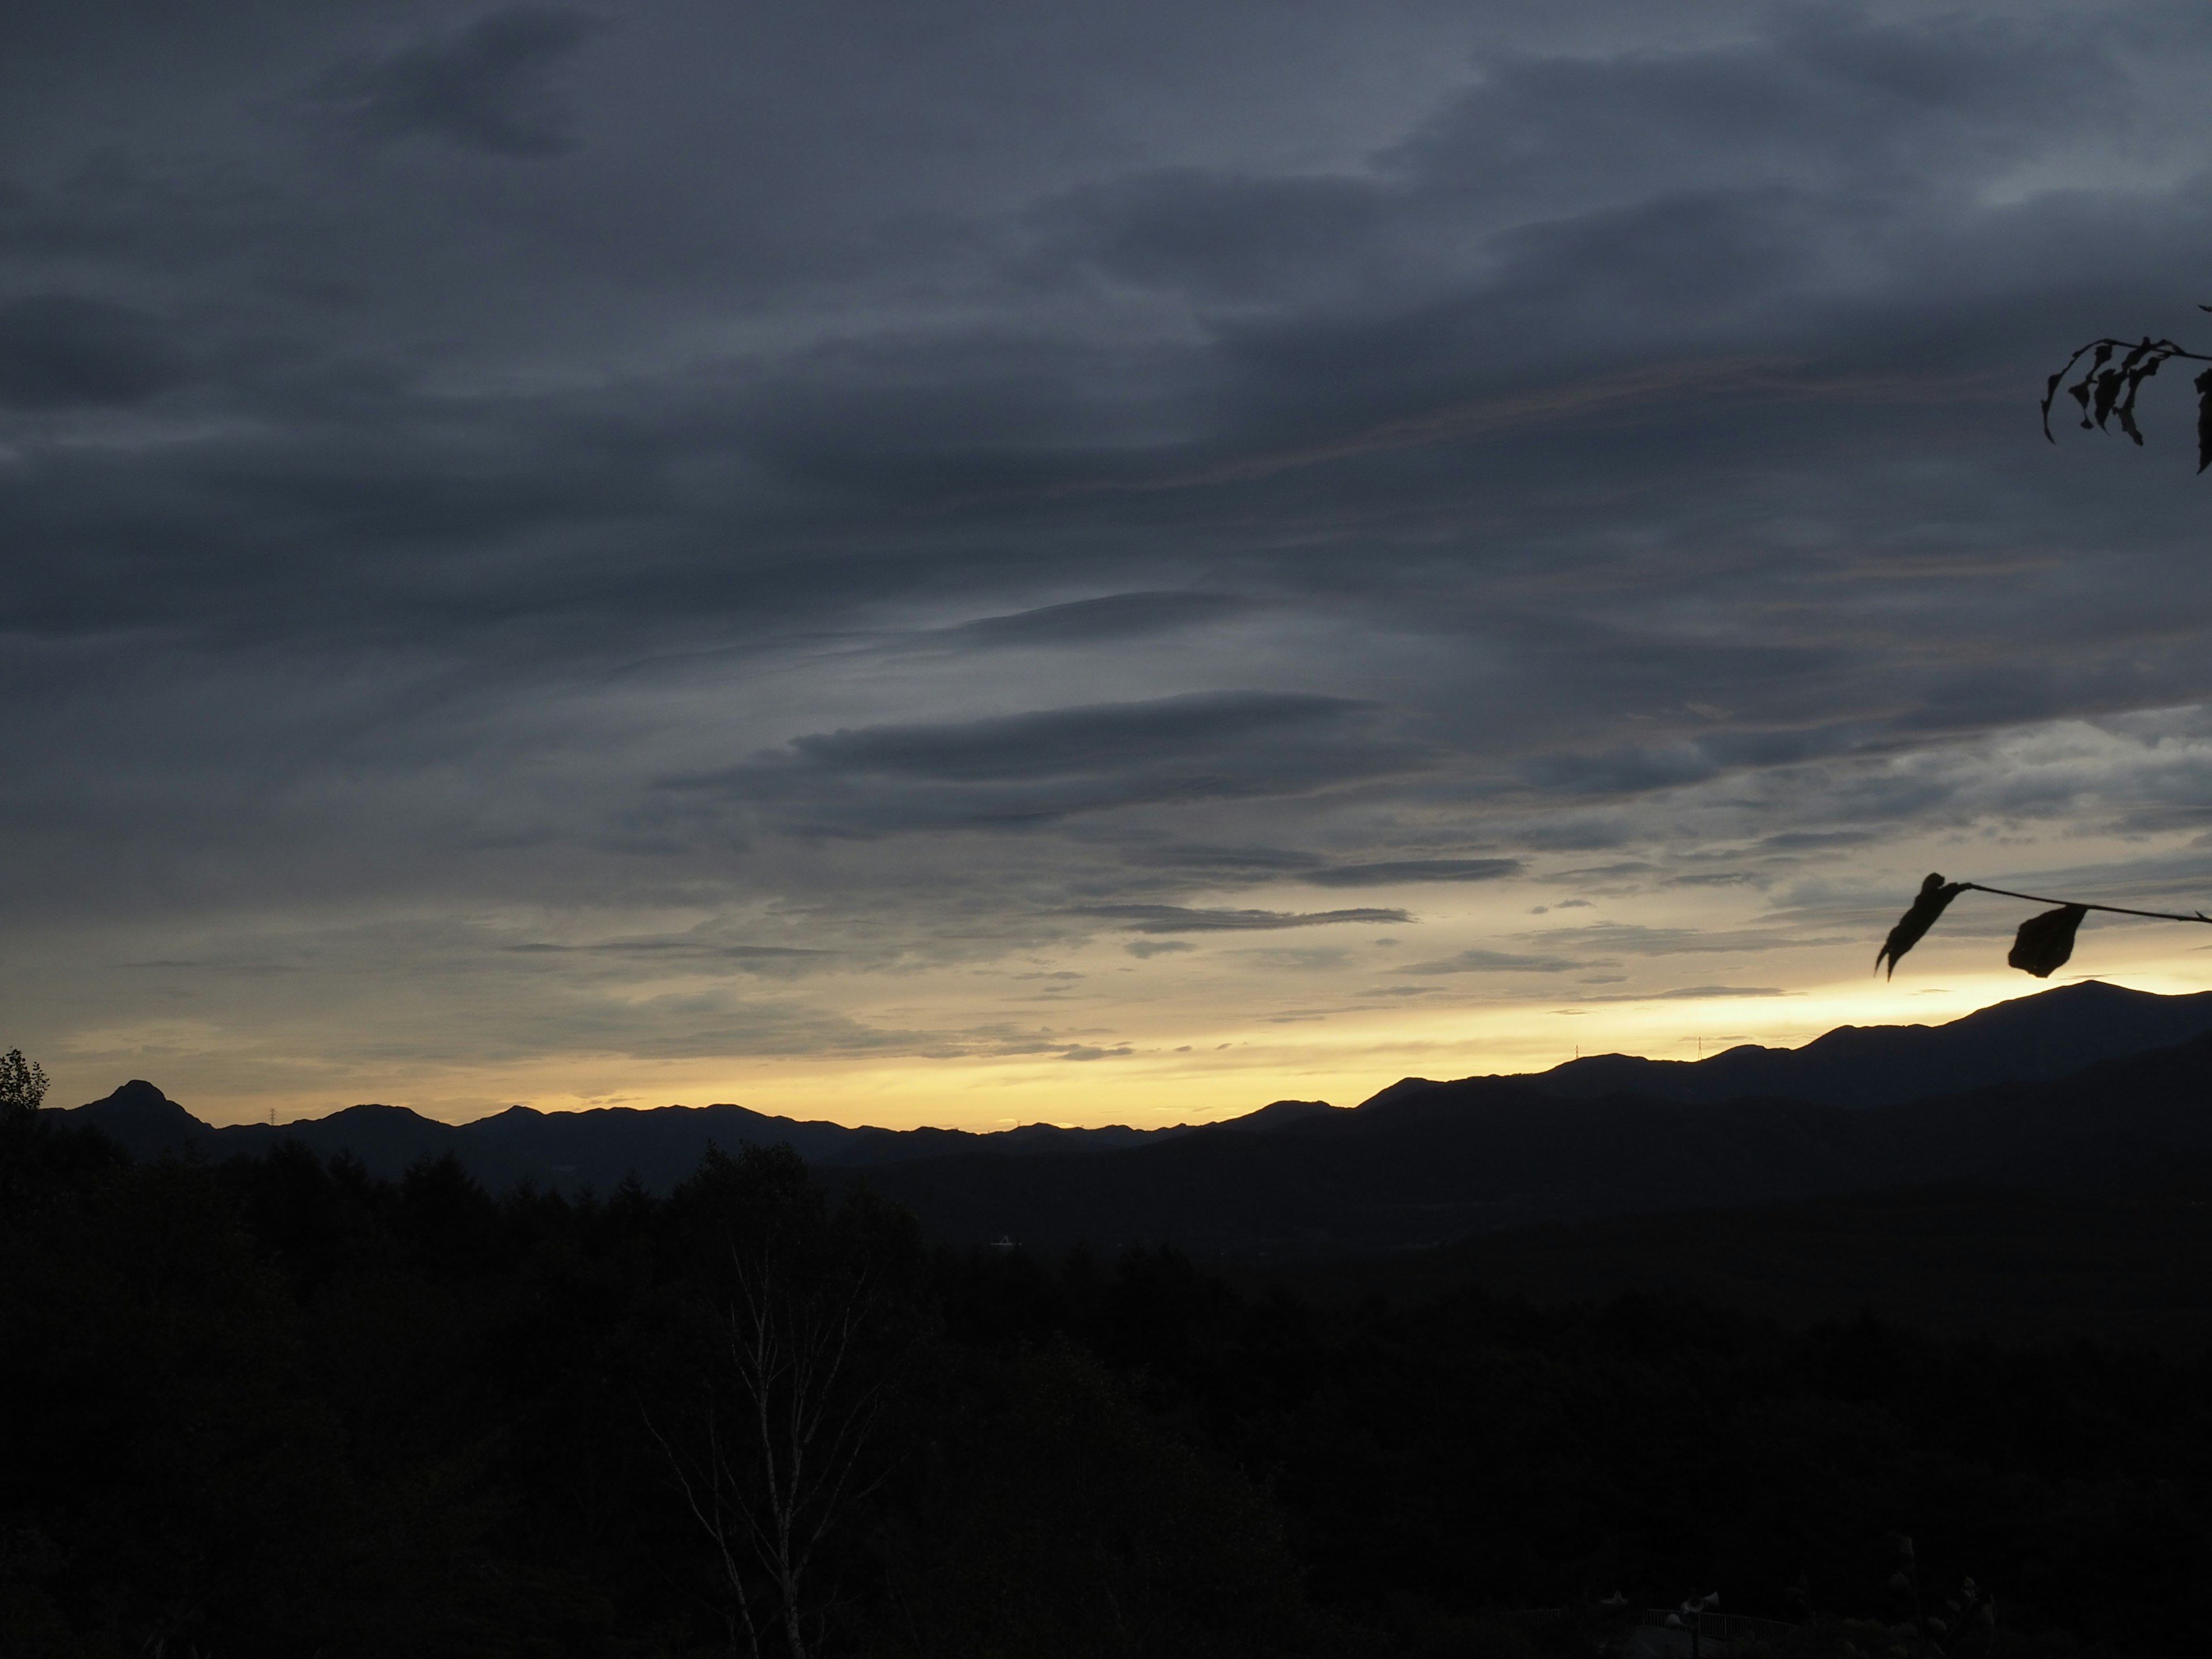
left=3, top=1109, right=2206, bottom=1658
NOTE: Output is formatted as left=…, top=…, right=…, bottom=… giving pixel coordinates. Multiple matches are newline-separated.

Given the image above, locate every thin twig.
left=1960, top=882, right=2212, bottom=925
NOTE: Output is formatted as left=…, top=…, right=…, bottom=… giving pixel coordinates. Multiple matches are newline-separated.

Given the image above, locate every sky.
left=10, top=0, right=2212, bottom=1128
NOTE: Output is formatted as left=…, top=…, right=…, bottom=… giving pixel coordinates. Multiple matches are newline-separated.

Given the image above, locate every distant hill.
left=48, top=1079, right=1336, bottom=1189
left=45, top=981, right=2212, bottom=1255
left=1234, top=1169, right=2212, bottom=1349
left=1518, top=979, right=2212, bottom=1107
left=857, top=1032, right=2212, bottom=1252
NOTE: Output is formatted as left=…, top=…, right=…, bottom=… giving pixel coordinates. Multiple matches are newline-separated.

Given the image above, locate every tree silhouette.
left=647, top=1145, right=922, bottom=1659
left=0, top=1048, right=49, bottom=1121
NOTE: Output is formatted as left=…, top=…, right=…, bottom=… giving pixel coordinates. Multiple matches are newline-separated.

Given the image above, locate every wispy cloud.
left=1304, top=858, right=1522, bottom=887
left=1082, top=905, right=1411, bottom=934
left=1400, top=948, right=1587, bottom=975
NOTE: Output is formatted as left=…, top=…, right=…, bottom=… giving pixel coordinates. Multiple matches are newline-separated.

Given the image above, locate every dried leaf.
left=2117, top=337, right=2155, bottom=375
left=2008, top=904, right=2086, bottom=978
left=2197, top=367, right=2212, bottom=474
left=2092, top=368, right=2125, bottom=429
left=1876, top=873, right=1965, bottom=979
left=2117, top=357, right=2162, bottom=445
left=2041, top=368, right=2071, bottom=441
left=2069, top=342, right=2116, bottom=427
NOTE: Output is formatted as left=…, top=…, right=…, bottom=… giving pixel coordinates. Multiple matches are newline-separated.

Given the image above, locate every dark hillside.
left=6, top=1104, right=2207, bottom=1658
left=45, top=1084, right=1226, bottom=1187
left=1523, top=979, right=2212, bottom=1107
left=52, top=1022, right=2212, bottom=1259
left=46, top=983, right=2212, bottom=1203
left=863, top=1033, right=2212, bottom=1252
left=1237, top=1170, right=2212, bottom=1349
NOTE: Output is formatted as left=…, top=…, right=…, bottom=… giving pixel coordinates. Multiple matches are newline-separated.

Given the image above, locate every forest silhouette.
left=4, top=1072, right=2208, bottom=1658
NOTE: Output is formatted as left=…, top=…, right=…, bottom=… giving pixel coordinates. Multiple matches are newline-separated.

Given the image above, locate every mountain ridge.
left=46, top=981, right=2212, bottom=1242
left=48, top=1078, right=1335, bottom=1188
left=1513, top=979, right=2212, bottom=1107
left=857, top=1032, right=2212, bottom=1252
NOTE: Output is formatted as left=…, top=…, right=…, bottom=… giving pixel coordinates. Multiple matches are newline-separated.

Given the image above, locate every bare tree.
left=647, top=1145, right=920, bottom=1659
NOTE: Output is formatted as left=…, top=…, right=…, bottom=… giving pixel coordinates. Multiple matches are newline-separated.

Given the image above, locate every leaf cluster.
left=1873, top=875, right=2211, bottom=980
left=2042, top=323, right=2212, bottom=471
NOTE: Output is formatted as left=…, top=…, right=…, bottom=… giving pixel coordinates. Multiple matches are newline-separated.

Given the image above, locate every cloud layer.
left=11, top=0, right=2212, bottom=1120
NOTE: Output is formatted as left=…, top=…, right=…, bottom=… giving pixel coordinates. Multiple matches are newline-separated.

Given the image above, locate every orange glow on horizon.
left=144, top=948, right=2211, bottom=1132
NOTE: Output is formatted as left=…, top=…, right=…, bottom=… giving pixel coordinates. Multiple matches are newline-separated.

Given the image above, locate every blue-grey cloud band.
left=9, top=0, right=2212, bottom=1103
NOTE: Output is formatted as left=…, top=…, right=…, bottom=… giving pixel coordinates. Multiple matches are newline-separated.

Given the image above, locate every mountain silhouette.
left=45, top=980, right=2212, bottom=1251
left=66, top=1079, right=204, bottom=1150
left=48, top=1078, right=1321, bottom=1185
left=1519, top=979, right=2212, bottom=1107
left=861, top=1033, right=2212, bottom=1252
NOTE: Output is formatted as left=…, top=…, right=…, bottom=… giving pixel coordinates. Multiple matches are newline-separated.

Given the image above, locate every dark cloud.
left=1518, top=741, right=1726, bottom=797
left=1041, top=169, right=1391, bottom=305
left=10, top=0, right=2212, bottom=1105
left=935, top=592, right=1249, bottom=647
left=503, top=941, right=832, bottom=967
left=310, top=7, right=603, bottom=157
left=1389, top=10, right=2109, bottom=228
left=1399, top=948, right=1587, bottom=975
left=778, top=692, right=1357, bottom=782
left=1127, top=844, right=1325, bottom=874
left=1572, top=984, right=1792, bottom=1002
left=1521, top=923, right=1848, bottom=957
left=657, top=692, right=1426, bottom=834
left=1081, top=904, right=1410, bottom=934
left=1304, top=858, right=1522, bottom=887
left=1753, top=829, right=1884, bottom=853
left=0, top=296, right=185, bottom=408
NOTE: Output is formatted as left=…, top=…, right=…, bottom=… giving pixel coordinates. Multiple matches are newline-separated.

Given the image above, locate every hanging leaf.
left=2116, top=356, right=2161, bottom=445
left=2008, top=904, right=2087, bottom=978
left=2043, top=334, right=2212, bottom=457
left=2041, top=366, right=2074, bottom=441
left=2092, top=368, right=2124, bottom=429
left=2066, top=342, right=2116, bottom=429
left=1876, top=873, right=1966, bottom=979
left=2196, top=367, right=2212, bottom=474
